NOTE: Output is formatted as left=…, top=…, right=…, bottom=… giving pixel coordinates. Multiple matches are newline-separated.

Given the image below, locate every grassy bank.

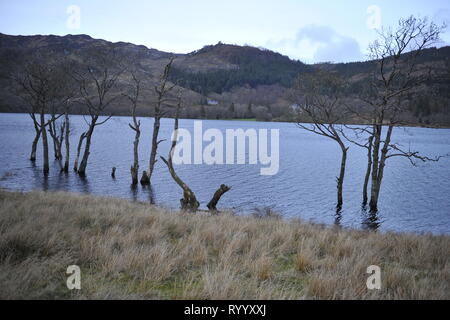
left=0, top=190, right=449, bottom=299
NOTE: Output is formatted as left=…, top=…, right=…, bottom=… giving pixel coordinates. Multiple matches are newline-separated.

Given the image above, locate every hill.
left=0, top=33, right=449, bottom=124
left=170, top=42, right=310, bottom=94
left=0, top=33, right=197, bottom=117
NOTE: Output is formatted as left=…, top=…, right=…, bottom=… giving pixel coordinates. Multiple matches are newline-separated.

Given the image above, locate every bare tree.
left=13, top=68, right=45, bottom=163
left=292, top=70, right=349, bottom=209
left=28, top=108, right=41, bottom=161
left=357, top=16, right=445, bottom=211
left=73, top=132, right=86, bottom=172
left=47, top=111, right=64, bottom=161
left=161, top=91, right=231, bottom=212
left=4, top=50, right=42, bottom=162
left=341, top=125, right=374, bottom=205
left=46, top=64, right=75, bottom=167
left=124, top=71, right=142, bottom=185
left=73, top=45, right=127, bottom=176
left=13, top=58, right=70, bottom=175
left=161, top=91, right=200, bottom=211
left=141, top=57, right=175, bottom=185
left=62, top=108, right=70, bottom=172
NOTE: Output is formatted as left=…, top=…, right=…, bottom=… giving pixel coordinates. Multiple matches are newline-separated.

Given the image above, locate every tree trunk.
left=207, top=184, right=231, bottom=212
left=369, top=124, right=395, bottom=212
left=369, top=180, right=381, bottom=212
left=48, top=119, right=60, bottom=160
left=30, top=120, right=41, bottom=162
left=58, top=121, right=65, bottom=158
left=146, top=116, right=160, bottom=184
left=362, top=135, right=373, bottom=205
left=130, top=164, right=138, bottom=185
left=145, top=58, right=174, bottom=185
left=63, top=112, right=70, bottom=173
left=126, top=73, right=142, bottom=185
left=77, top=124, right=95, bottom=176
left=161, top=151, right=200, bottom=211
left=370, top=125, right=393, bottom=211
left=161, top=104, right=199, bottom=211
left=131, top=127, right=140, bottom=184
left=40, top=112, right=49, bottom=176
left=369, top=124, right=382, bottom=211
left=140, top=171, right=149, bottom=185
left=336, top=144, right=348, bottom=209
left=74, top=131, right=86, bottom=172
left=50, top=123, right=58, bottom=159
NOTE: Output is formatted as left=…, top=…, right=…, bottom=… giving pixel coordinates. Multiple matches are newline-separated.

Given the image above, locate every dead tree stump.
left=130, top=166, right=138, bottom=185
left=207, top=184, right=231, bottom=212
left=180, top=191, right=200, bottom=212
left=140, top=170, right=150, bottom=185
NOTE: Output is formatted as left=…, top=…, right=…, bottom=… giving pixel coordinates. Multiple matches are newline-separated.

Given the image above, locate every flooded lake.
left=1, top=113, right=450, bottom=234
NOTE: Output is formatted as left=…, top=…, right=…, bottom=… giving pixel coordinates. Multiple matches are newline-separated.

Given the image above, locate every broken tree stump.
left=140, top=170, right=150, bottom=185
left=207, top=184, right=231, bottom=212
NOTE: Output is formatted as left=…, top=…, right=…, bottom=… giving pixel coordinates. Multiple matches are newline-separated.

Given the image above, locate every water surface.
left=1, top=113, right=449, bottom=234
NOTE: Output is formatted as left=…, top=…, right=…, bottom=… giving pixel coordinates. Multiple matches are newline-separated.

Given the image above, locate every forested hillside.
left=170, top=42, right=310, bottom=94
left=0, top=33, right=449, bottom=125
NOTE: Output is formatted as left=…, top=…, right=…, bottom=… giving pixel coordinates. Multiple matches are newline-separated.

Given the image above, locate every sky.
left=0, top=0, right=449, bottom=63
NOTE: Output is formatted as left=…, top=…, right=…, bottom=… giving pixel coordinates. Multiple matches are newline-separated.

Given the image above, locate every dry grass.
left=0, top=190, right=449, bottom=300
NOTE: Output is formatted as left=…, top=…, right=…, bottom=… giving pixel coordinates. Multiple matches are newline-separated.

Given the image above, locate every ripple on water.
left=0, top=114, right=449, bottom=234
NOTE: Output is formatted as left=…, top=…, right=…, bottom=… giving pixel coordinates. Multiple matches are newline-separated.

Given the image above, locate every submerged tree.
left=56, top=94, right=75, bottom=173
left=6, top=50, right=40, bottom=162
left=341, top=125, right=374, bottom=205
left=292, top=70, right=349, bottom=209
left=356, top=16, right=446, bottom=211
left=73, top=131, right=86, bottom=172
left=161, top=91, right=231, bottom=212
left=141, top=57, right=175, bottom=185
left=62, top=107, right=71, bottom=173
left=124, top=71, right=142, bottom=185
left=28, top=106, right=41, bottom=162
left=73, top=45, right=127, bottom=176
left=161, top=90, right=200, bottom=211
left=47, top=107, right=64, bottom=161
left=14, top=58, right=72, bottom=175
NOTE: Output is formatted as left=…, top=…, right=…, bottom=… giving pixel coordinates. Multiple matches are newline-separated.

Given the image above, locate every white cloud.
left=433, top=9, right=450, bottom=46
left=266, top=25, right=364, bottom=63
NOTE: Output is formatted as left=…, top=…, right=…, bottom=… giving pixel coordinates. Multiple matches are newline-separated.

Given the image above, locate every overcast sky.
left=1, top=0, right=449, bottom=63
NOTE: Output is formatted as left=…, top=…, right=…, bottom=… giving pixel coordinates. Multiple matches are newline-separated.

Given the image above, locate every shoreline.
left=1, top=111, right=449, bottom=129
left=0, top=189, right=448, bottom=299
left=1, top=185, right=448, bottom=236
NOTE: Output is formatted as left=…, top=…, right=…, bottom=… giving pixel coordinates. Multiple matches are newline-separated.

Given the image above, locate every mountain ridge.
left=0, top=33, right=449, bottom=124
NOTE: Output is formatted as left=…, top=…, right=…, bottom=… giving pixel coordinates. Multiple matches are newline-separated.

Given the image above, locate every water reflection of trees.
left=140, top=184, right=155, bottom=204
left=77, top=175, right=91, bottom=194
left=361, top=205, right=381, bottom=231
left=31, top=163, right=49, bottom=191
left=130, top=184, right=139, bottom=202
left=334, top=207, right=343, bottom=227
